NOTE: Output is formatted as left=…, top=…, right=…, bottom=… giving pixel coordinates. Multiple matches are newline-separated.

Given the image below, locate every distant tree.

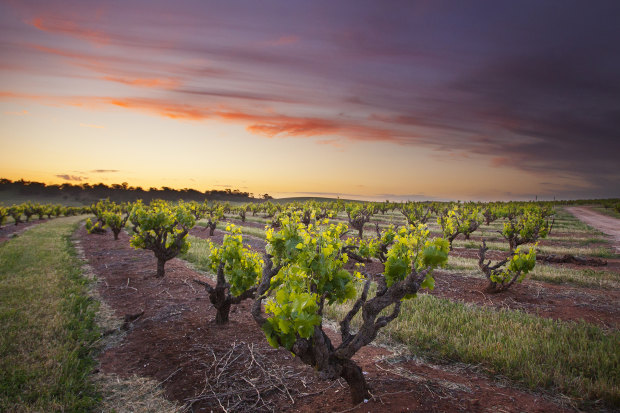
left=22, top=202, right=36, bottom=222
left=8, top=205, right=24, bottom=225
left=102, top=209, right=129, bottom=240
left=0, top=206, right=8, bottom=228
left=129, top=200, right=195, bottom=277
left=501, top=208, right=550, bottom=252
left=346, top=203, right=375, bottom=239
left=194, top=225, right=263, bottom=324
left=478, top=241, right=537, bottom=293
left=400, top=202, right=432, bottom=225
left=203, top=204, right=224, bottom=236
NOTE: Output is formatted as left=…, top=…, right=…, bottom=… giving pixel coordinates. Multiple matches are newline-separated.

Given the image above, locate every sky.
left=1, top=0, right=619, bottom=201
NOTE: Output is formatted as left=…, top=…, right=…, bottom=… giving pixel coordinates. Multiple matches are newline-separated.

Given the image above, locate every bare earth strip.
left=566, top=207, right=620, bottom=253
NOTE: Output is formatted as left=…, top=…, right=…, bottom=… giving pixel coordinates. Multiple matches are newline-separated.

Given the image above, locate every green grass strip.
left=591, top=206, right=620, bottom=220
left=0, top=216, right=100, bottom=412
left=326, top=291, right=620, bottom=408
left=445, top=255, right=620, bottom=289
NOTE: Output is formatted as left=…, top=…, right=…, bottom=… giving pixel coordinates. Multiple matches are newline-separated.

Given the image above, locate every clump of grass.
left=445, top=255, right=485, bottom=274
left=228, top=215, right=271, bottom=225
left=94, top=373, right=182, bottom=413
left=462, top=241, right=479, bottom=249
left=531, top=265, right=620, bottom=288
left=0, top=216, right=100, bottom=411
left=197, top=221, right=267, bottom=239
left=325, top=287, right=620, bottom=409
left=591, top=206, right=620, bottom=220
left=182, top=235, right=213, bottom=271
left=445, top=255, right=620, bottom=288
left=452, top=236, right=618, bottom=259
left=238, top=225, right=267, bottom=239
left=536, top=245, right=617, bottom=259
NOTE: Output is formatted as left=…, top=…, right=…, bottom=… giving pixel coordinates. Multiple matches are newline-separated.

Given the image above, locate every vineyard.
left=1, top=198, right=619, bottom=412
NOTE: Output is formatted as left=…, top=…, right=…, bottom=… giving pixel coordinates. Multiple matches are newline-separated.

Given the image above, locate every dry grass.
left=93, top=373, right=182, bottom=413
left=73, top=233, right=184, bottom=412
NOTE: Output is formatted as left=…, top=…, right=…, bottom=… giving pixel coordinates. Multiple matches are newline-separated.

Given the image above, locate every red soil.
left=78, top=227, right=577, bottom=412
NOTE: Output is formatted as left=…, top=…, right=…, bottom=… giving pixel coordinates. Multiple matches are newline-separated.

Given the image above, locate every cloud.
left=91, top=169, right=119, bottom=173
left=106, top=97, right=211, bottom=120
left=216, top=110, right=398, bottom=142
left=443, top=54, right=620, bottom=191
left=2, top=1, right=618, bottom=199
left=56, top=174, right=85, bottom=182
left=27, top=44, right=183, bottom=90
left=315, top=139, right=343, bottom=148
left=0, top=91, right=213, bottom=121
left=266, top=35, right=300, bottom=46
left=177, top=88, right=299, bottom=104
left=4, top=110, right=28, bottom=116
left=101, top=76, right=180, bottom=89
left=246, top=118, right=338, bottom=138
left=367, top=52, right=620, bottom=196
left=28, top=15, right=110, bottom=44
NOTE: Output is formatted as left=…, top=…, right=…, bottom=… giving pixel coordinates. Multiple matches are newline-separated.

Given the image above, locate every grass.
left=555, top=207, right=609, bottom=234
left=183, top=235, right=214, bottom=271
left=235, top=215, right=271, bottom=225
left=237, top=225, right=267, bottom=239
left=591, top=206, right=620, bottom=220
left=445, top=255, right=620, bottom=289
left=325, top=287, right=620, bottom=409
left=0, top=216, right=100, bottom=411
left=183, top=232, right=265, bottom=274
left=199, top=220, right=268, bottom=240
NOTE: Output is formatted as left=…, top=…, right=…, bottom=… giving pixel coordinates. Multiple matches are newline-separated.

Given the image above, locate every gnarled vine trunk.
left=478, top=241, right=518, bottom=293
left=195, top=262, right=257, bottom=325
left=340, top=358, right=370, bottom=404
left=156, top=257, right=166, bottom=278
left=252, top=255, right=430, bottom=404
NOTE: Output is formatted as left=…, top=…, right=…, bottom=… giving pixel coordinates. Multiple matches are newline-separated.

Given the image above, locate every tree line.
left=0, top=178, right=264, bottom=203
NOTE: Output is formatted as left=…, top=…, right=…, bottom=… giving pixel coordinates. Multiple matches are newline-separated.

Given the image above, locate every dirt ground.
left=0, top=219, right=49, bottom=243
left=78, top=226, right=576, bottom=412
left=566, top=207, right=620, bottom=253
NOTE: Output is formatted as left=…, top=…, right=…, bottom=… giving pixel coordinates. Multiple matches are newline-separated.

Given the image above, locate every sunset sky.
left=1, top=0, right=619, bottom=201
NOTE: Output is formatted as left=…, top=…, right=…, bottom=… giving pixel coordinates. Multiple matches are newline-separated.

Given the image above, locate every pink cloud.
left=267, top=35, right=300, bottom=46
left=56, top=174, right=86, bottom=182
left=4, top=110, right=29, bottom=116
left=28, top=44, right=182, bottom=90
left=0, top=91, right=403, bottom=144
left=28, top=15, right=110, bottom=45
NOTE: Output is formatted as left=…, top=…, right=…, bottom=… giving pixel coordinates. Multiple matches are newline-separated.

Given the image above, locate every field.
left=1, top=200, right=619, bottom=412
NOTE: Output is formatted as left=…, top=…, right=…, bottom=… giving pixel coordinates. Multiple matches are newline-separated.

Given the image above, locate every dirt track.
left=566, top=207, right=620, bottom=253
